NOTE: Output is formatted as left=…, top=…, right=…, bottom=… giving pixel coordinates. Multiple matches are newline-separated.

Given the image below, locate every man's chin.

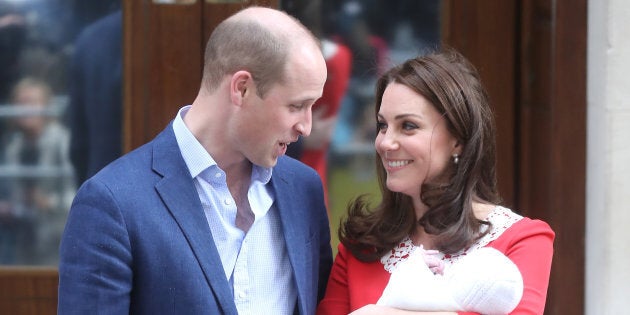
left=258, top=156, right=278, bottom=168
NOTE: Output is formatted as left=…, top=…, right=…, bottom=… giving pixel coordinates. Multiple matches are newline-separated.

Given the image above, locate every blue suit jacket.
left=58, top=124, right=333, bottom=314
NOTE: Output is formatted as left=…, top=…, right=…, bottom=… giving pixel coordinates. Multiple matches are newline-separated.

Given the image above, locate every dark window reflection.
left=0, top=0, right=121, bottom=266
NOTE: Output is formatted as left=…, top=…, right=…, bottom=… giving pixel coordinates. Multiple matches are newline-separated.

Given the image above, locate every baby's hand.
left=419, top=247, right=445, bottom=275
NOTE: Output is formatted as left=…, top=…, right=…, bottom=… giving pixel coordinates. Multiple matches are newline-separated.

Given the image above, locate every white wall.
left=587, top=0, right=630, bottom=313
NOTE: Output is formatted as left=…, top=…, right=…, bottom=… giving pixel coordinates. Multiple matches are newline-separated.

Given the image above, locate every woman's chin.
left=386, top=182, right=407, bottom=195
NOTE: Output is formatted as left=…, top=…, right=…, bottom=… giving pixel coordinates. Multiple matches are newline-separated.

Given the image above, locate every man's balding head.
left=201, top=6, right=321, bottom=97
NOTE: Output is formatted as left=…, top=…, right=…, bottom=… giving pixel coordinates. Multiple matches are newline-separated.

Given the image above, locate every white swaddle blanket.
left=377, top=246, right=523, bottom=315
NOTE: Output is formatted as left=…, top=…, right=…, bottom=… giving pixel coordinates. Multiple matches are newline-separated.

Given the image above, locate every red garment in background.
left=301, top=40, right=352, bottom=206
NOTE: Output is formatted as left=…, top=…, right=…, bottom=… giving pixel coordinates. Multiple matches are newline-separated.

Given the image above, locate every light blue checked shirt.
left=173, top=106, right=296, bottom=314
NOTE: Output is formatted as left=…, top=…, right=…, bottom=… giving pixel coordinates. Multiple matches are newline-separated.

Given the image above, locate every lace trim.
left=381, top=238, right=416, bottom=273
left=381, top=206, right=523, bottom=272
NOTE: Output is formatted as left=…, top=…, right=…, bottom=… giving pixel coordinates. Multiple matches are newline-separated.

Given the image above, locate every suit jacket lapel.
left=152, top=126, right=238, bottom=315
left=272, top=165, right=310, bottom=314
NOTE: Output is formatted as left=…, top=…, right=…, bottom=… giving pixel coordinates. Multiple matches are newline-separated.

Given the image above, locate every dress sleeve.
left=490, top=219, right=555, bottom=315
left=317, top=243, right=351, bottom=315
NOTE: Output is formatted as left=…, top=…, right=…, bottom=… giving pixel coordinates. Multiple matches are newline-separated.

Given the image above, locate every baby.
left=377, top=246, right=523, bottom=315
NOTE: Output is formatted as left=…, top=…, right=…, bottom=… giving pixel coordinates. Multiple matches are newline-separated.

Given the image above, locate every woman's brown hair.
left=339, top=49, right=501, bottom=261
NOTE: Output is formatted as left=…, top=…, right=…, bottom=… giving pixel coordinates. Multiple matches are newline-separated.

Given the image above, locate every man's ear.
left=230, top=70, right=252, bottom=106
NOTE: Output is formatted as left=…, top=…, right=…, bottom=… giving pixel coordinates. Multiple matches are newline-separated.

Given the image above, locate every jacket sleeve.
left=58, top=179, right=132, bottom=314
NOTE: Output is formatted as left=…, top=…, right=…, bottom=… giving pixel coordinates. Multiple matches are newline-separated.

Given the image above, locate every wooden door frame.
left=0, top=267, right=58, bottom=314
left=123, top=0, right=278, bottom=151
left=442, top=1, right=586, bottom=314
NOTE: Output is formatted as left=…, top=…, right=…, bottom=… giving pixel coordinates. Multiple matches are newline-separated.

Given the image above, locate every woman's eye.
left=402, top=122, right=418, bottom=130
left=376, top=121, right=387, bottom=132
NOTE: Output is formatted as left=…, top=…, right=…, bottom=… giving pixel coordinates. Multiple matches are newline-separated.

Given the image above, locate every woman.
left=317, top=50, right=554, bottom=315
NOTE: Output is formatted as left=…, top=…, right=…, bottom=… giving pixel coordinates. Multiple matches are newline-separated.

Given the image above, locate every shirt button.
left=238, top=291, right=246, bottom=299
left=224, top=198, right=232, bottom=205
left=214, top=172, right=221, bottom=178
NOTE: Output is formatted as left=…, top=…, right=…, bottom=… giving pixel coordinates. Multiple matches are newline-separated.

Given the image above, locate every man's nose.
left=296, top=110, right=312, bottom=137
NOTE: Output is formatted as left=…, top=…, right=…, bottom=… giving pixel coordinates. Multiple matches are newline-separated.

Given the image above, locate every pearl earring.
left=452, top=154, right=459, bottom=165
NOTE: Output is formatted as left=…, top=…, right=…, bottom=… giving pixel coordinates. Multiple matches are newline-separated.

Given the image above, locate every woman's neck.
left=410, top=226, right=436, bottom=249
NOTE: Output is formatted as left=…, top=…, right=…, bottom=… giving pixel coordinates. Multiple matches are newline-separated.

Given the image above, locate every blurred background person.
left=0, top=77, right=75, bottom=265
left=67, top=10, right=122, bottom=185
left=0, top=2, right=27, bottom=103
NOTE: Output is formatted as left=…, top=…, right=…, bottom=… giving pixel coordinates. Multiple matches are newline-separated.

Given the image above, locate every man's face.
left=233, top=48, right=327, bottom=168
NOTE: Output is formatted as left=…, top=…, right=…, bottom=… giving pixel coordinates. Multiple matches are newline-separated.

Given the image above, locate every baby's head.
left=448, top=247, right=523, bottom=315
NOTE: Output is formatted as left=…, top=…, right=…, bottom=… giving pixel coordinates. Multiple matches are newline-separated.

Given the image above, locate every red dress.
left=317, top=207, right=555, bottom=315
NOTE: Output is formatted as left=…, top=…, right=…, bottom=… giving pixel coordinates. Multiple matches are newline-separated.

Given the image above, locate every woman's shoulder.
left=486, top=206, right=555, bottom=246
left=336, top=242, right=389, bottom=273
left=491, top=206, right=554, bottom=233
left=448, top=206, right=552, bottom=256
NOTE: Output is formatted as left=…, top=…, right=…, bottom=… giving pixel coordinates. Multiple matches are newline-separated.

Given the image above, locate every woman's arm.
left=350, top=304, right=458, bottom=315
left=493, top=219, right=555, bottom=314
left=317, top=245, right=478, bottom=315
left=317, top=244, right=351, bottom=315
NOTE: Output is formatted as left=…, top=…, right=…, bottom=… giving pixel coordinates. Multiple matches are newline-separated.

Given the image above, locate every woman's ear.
left=452, top=140, right=463, bottom=156
left=230, top=70, right=252, bottom=106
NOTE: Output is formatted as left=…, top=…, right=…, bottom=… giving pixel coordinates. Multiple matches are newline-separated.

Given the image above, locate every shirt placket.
left=233, top=236, right=250, bottom=312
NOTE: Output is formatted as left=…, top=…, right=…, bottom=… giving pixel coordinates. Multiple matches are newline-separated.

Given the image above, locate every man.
left=67, top=10, right=122, bottom=185
left=58, top=7, right=332, bottom=315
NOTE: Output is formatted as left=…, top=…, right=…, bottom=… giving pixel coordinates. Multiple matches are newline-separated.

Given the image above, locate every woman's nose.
left=376, top=130, right=399, bottom=151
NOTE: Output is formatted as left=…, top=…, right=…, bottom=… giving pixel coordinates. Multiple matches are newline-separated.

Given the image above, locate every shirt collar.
left=173, top=105, right=273, bottom=184
left=173, top=105, right=215, bottom=178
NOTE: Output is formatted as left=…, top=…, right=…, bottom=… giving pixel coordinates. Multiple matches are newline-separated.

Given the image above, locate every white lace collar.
left=381, top=206, right=523, bottom=273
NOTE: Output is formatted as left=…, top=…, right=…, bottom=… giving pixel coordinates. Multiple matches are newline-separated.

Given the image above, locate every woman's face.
left=375, top=82, right=460, bottom=198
